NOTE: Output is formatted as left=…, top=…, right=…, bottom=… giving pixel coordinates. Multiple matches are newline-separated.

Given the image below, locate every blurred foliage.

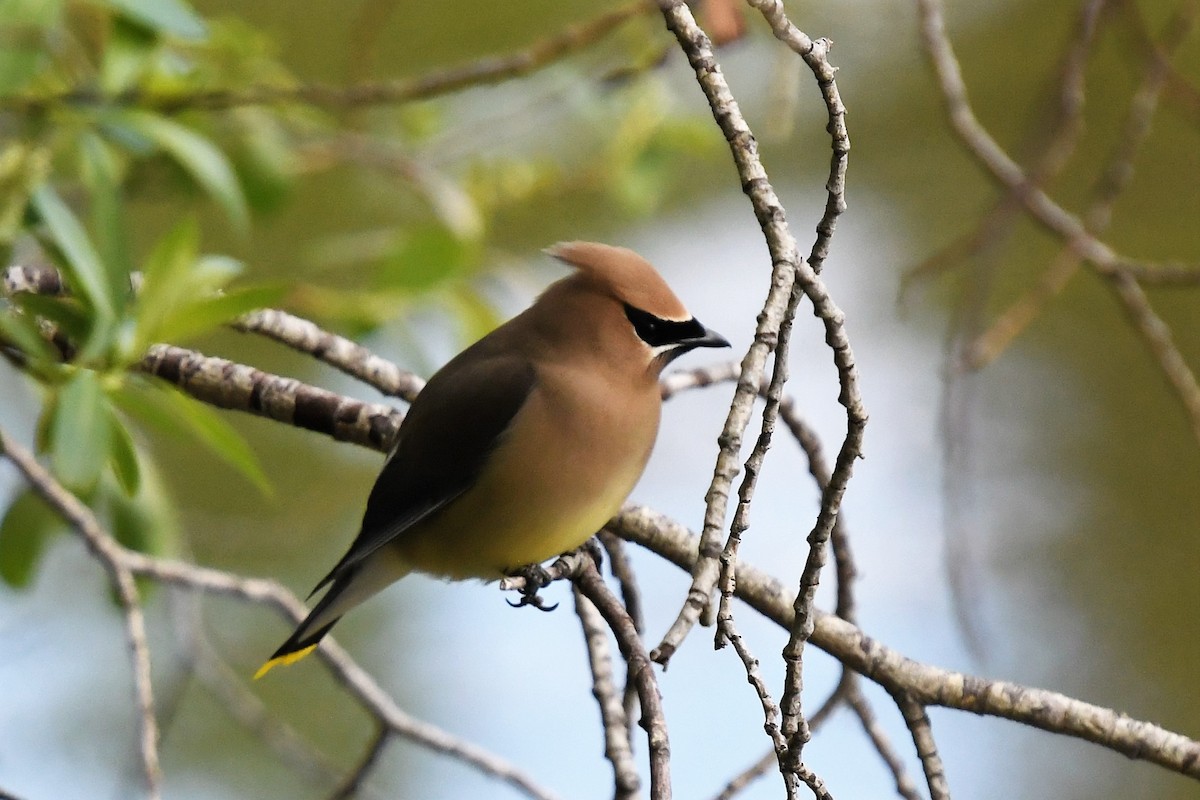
left=0, top=0, right=717, bottom=586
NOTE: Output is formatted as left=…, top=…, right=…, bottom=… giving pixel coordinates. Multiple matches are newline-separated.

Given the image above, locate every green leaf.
left=156, top=283, right=284, bottom=344
left=31, top=184, right=116, bottom=320
left=49, top=369, right=112, bottom=492
left=131, top=218, right=199, bottom=348
left=189, top=254, right=244, bottom=293
left=228, top=110, right=295, bottom=214
left=13, top=293, right=92, bottom=346
left=0, top=305, right=58, bottom=366
left=0, top=489, right=62, bottom=588
left=0, top=0, right=64, bottom=94
left=102, top=463, right=177, bottom=570
left=109, top=111, right=248, bottom=230
left=376, top=224, right=477, bottom=293
left=100, top=17, right=159, bottom=93
left=79, top=133, right=134, bottom=309
left=108, top=415, right=141, bottom=495
left=99, top=0, right=207, bottom=40
left=111, top=379, right=272, bottom=496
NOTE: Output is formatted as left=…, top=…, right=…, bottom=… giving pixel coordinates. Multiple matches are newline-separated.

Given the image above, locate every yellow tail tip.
left=253, top=643, right=318, bottom=680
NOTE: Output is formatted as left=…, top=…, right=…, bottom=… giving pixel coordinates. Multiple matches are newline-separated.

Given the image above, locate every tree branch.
left=570, top=554, right=672, bottom=800
left=574, top=584, right=642, bottom=800
left=2, top=2, right=653, bottom=115
left=609, top=504, right=1200, bottom=780
left=139, top=343, right=402, bottom=451
left=233, top=308, right=426, bottom=402
left=895, top=695, right=950, bottom=800
left=0, top=428, right=163, bottom=800
left=846, top=688, right=923, bottom=800
left=915, top=0, right=1200, bottom=444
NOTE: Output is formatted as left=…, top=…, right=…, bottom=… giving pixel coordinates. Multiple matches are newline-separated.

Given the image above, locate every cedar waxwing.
left=256, top=241, right=729, bottom=677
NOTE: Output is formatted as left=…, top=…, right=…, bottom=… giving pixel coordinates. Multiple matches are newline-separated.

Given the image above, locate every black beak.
left=661, top=322, right=730, bottom=366
left=687, top=323, right=730, bottom=350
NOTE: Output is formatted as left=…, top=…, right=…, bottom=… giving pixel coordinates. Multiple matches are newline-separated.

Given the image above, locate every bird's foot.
left=505, top=563, right=559, bottom=612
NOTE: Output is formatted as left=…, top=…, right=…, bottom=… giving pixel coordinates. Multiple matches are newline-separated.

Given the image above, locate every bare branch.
left=2, top=2, right=652, bottom=115
left=711, top=749, right=779, bottom=800
left=234, top=308, right=426, bottom=402
left=0, top=428, right=162, bottom=799
left=963, top=0, right=1197, bottom=371
left=846, top=690, right=923, bottom=800
left=599, top=529, right=648, bottom=746
left=721, top=618, right=794, bottom=798
left=650, top=0, right=799, bottom=666
left=743, top=0, right=850, bottom=274
left=610, top=505, right=1200, bottom=780
left=139, top=343, right=402, bottom=451
left=915, top=0, right=1200, bottom=444
left=168, top=592, right=345, bottom=789
left=895, top=696, right=950, bottom=800
left=710, top=670, right=864, bottom=800
left=795, top=764, right=834, bottom=800
left=731, top=3, right=861, bottom=771
left=574, top=584, right=642, bottom=800
left=651, top=15, right=866, bottom=749
left=329, top=727, right=391, bottom=800
left=119, top=555, right=562, bottom=800
left=570, top=556, right=672, bottom=799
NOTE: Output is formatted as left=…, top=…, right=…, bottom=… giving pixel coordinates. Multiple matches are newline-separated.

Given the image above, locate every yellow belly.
left=396, top=464, right=638, bottom=579
left=391, top=370, right=659, bottom=579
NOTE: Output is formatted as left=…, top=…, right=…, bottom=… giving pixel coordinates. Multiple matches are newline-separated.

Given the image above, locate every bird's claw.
left=505, top=563, right=559, bottom=612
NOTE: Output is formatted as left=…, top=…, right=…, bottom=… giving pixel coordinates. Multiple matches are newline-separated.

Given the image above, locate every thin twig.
left=234, top=308, right=426, bottom=402
left=120, top=555, right=562, bottom=800
left=707, top=656, right=854, bottom=800
left=570, top=557, right=672, bottom=800
left=725, top=3, right=861, bottom=772
left=168, top=591, right=346, bottom=789
left=895, top=695, right=950, bottom=800
left=574, top=584, right=642, bottom=800
left=609, top=504, right=1200, bottom=780
left=3, top=2, right=653, bottom=115
left=599, top=528, right=647, bottom=746
left=0, top=428, right=162, bottom=800
left=963, top=0, right=1196, bottom=371
left=722, top=616, right=795, bottom=799
left=663, top=362, right=862, bottom=630
left=795, top=764, right=834, bottom=800
left=651, top=26, right=864, bottom=768
left=599, top=530, right=646, bottom=637
left=650, top=0, right=799, bottom=667
left=705, top=657, right=859, bottom=800
left=329, top=727, right=391, bottom=800
left=743, top=0, right=850, bottom=275
left=915, top=0, right=1200, bottom=444
left=847, top=689, right=923, bottom=800
left=711, top=749, right=779, bottom=800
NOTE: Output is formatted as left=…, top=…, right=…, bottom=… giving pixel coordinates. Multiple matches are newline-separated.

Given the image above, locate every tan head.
left=539, top=241, right=729, bottom=370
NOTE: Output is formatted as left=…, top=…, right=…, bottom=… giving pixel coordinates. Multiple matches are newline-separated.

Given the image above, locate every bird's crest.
left=545, top=241, right=691, bottom=321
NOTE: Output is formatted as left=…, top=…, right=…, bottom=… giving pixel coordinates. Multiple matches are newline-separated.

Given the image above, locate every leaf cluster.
left=0, top=0, right=721, bottom=592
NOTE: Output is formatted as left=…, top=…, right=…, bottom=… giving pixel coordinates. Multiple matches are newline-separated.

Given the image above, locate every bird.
left=255, top=241, right=729, bottom=678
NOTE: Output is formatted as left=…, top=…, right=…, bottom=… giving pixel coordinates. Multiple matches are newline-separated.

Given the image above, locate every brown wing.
left=309, top=346, right=536, bottom=594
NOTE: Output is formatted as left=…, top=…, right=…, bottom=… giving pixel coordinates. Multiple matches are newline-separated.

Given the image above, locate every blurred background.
left=1, top=0, right=1198, bottom=798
